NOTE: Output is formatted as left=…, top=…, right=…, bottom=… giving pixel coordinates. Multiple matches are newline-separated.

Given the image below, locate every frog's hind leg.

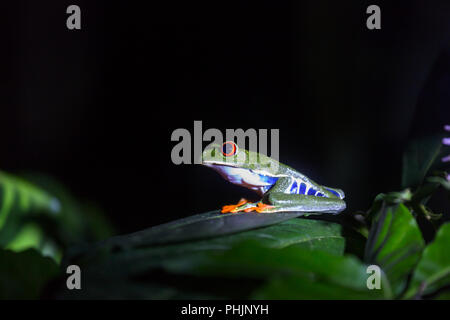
left=263, top=193, right=346, bottom=214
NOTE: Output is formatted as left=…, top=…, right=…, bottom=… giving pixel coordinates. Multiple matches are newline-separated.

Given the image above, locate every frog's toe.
left=221, top=200, right=275, bottom=213
left=254, top=202, right=275, bottom=213
left=221, top=205, right=236, bottom=213
left=221, top=198, right=248, bottom=213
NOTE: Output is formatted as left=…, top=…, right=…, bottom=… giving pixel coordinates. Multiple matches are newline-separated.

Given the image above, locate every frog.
left=201, top=141, right=346, bottom=214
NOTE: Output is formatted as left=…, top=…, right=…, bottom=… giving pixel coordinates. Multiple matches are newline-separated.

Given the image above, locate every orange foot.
left=221, top=199, right=274, bottom=214
left=221, top=198, right=248, bottom=213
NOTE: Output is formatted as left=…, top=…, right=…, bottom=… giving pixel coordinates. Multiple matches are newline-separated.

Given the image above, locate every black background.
left=3, top=1, right=450, bottom=234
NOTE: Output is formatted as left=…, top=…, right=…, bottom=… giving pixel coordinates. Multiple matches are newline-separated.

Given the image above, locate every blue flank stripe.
left=290, top=181, right=298, bottom=194
left=299, top=183, right=307, bottom=194
left=256, top=175, right=334, bottom=199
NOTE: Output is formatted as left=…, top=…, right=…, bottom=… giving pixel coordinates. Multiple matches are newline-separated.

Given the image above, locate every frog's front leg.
left=262, top=177, right=346, bottom=214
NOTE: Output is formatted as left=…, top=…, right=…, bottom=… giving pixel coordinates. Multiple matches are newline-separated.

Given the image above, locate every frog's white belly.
left=207, top=165, right=278, bottom=194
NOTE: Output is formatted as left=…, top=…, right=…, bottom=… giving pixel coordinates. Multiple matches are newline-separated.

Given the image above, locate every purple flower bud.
left=443, top=138, right=450, bottom=146
left=443, top=125, right=450, bottom=163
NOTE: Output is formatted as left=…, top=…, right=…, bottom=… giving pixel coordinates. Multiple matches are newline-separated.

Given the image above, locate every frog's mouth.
left=202, top=162, right=278, bottom=195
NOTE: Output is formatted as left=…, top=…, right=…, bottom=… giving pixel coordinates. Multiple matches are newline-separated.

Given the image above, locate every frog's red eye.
left=222, top=141, right=238, bottom=157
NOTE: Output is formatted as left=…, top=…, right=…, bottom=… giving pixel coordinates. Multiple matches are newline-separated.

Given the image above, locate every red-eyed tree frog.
left=202, top=142, right=346, bottom=214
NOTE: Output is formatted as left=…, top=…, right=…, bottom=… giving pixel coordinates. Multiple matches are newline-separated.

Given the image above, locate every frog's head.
left=201, top=142, right=281, bottom=194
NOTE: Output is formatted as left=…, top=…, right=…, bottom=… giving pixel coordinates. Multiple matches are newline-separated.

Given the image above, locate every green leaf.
left=252, top=274, right=382, bottom=300
left=402, top=135, right=445, bottom=188
left=426, top=176, right=450, bottom=192
left=0, top=171, right=60, bottom=229
left=64, top=218, right=345, bottom=274
left=61, top=240, right=386, bottom=299
left=5, top=223, right=43, bottom=252
left=166, top=241, right=355, bottom=286
left=0, top=248, right=59, bottom=299
left=59, top=218, right=358, bottom=299
left=0, top=171, right=60, bottom=246
left=21, top=173, right=115, bottom=245
left=365, top=203, right=424, bottom=295
left=161, top=241, right=389, bottom=299
left=405, top=223, right=450, bottom=299
left=0, top=172, right=114, bottom=262
left=246, top=218, right=345, bottom=254
left=160, top=218, right=345, bottom=253
left=89, top=210, right=307, bottom=250
left=5, top=223, right=62, bottom=263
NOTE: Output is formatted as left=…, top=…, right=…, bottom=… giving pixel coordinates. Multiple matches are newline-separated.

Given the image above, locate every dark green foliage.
left=0, top=172, right=114, bottom=259
left=401, top=134, right=446, bottom=189
left=0, top=172, right=114, bottom=299
left=0, top=171, right=60, bottom=248
left=365, top=203, right=424, bottom=296
left=0, top=248, right=58, bottom=299
left=94, top=210, right=308, bottom=249
left=405, top=223, right=450, bottom=298
left=59, top=218, right=374, bottom=299
left=1, top=134, right=449, bottom=299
